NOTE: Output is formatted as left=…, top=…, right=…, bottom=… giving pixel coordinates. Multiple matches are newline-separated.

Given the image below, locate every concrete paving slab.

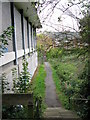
left=43, top=107, right=81, bottom=120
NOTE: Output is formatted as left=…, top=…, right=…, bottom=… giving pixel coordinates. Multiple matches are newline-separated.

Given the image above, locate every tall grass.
left=47, top=47, right=88, bottom=119
left=51, top=67, right=70, bottom=109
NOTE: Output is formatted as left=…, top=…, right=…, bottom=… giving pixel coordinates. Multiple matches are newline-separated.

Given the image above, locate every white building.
left=0, top=1, right=41, bottom=93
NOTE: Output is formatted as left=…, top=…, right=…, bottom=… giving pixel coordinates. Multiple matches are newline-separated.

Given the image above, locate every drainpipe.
left=30, top=23, right=33, bottom=53
left=10, top=2, right=18, bottom=65
left=26, top=17, right=30, bottom=55
left=20, top=9, right=25, bottom=58
left=32, top=26, right=34, bottom=52
left=34, top=28, right=37, bottom=51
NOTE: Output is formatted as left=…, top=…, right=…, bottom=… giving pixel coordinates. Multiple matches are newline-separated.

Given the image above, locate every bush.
left=13, top=59, right=31, bottom=93
left=46, top=48, right=64, bottom=59
left=49, top=47, right=89, bottom=119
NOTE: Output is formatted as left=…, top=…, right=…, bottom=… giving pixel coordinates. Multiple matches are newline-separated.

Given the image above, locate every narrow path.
left=43, top=62, right=81, bottom=120
left=44, top=62, right=61, bottom=107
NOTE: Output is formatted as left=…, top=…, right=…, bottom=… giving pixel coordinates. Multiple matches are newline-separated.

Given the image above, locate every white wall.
left=2, top=2, right=13, bottom=52
left=24, top=18, right=28, bottom=49
left=0, top=2, right=38, bottom=93
left=28, top=52, right=38, bottom=78
left=0, top=1, right=2, bottom=35
left=14, top=7, right=22, bottom=50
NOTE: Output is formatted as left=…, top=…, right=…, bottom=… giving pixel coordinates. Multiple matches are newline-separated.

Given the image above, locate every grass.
left=51, top=66, right=70, bottom=109
left=30, top=64, right=47, bottom=114
left=48, top=48, right=86, bottom=110
left=3, top=64, right=46, bottom=119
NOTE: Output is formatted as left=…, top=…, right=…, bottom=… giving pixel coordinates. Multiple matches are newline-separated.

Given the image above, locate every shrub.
left=13, top=58, right=31, bottom=93
left=46, top=48, right=64, bottom=59
left=49, top=47, right=89, bottom=119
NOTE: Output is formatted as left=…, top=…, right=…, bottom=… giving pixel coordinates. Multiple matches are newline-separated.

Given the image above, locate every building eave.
left=14, top=2, right=42, bottom=28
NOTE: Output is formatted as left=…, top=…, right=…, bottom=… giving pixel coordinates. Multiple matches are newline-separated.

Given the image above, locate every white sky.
left=37, top=0, right=84, bottom=33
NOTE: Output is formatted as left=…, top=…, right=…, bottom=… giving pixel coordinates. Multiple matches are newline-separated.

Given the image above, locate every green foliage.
left=37, top=45, right=45, bottom=64
left=12, top=68, right=18, bottom=93
left=46, top=48, right=64, bottom=59
left=0, top=26, right=13, bottom=94
left=32, top=64, right=46, bottom=98
left=2, top=105, right=28, bottom=119
left=51, top=67, right=70, bottom=109
left=30, top=64, right=46, bottom=117
left=2, top=59, right=32, bottom=119
left=3, top=59, right=32, bottom=119
left=0, top=26, right=14, bottom=56
left=37, top=34, right=53, bottom=51
left=0, top=26, right=14, bottom=93
left=48, top=47, right=88, bottom=119
left=1, top=73, right=10, bottom=93
left=37, top=33, right=54, bottom=63
left=79, top=14, right=90, bottom=44
left=78, top=60, right=90, bottom=98
left=13, top=59, right=31, bottom=93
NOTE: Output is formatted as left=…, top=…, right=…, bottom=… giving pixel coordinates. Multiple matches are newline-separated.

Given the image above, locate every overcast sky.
left=37, top=0, right=84, bottom=33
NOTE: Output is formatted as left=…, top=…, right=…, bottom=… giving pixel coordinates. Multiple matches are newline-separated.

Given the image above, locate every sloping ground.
left=43, top=62, right=82, bottom=120
left=42, top=107, right=82, bottom=120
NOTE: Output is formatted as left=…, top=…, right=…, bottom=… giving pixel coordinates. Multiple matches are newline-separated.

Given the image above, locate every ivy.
left=0, top=26, right=14, bottom=56
left=12, top=58, right=31, bottom=93
left=1, top=73, right=10, bottom=93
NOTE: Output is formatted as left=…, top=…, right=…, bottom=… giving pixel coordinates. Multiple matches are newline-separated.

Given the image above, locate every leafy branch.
left=12, top=58, right=31, bottom=93
left=0, top=26, right=14, bottom=56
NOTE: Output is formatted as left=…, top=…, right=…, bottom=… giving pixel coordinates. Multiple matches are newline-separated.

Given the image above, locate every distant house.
left=0, top=1, right=41, bottom=93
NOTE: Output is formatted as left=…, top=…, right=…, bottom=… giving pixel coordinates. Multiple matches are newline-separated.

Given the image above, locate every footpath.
left=42, top=62, right=82, bottom=120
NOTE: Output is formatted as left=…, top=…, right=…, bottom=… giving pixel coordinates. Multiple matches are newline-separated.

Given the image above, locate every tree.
left=79, top=14, right=90, bottom=44
left=37, top=34, right=54, bottom=52
left=37, top=0, right=90, bottom=41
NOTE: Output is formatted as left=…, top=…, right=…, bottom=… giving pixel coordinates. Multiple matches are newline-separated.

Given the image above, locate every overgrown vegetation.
left=12, top=58, right=31, bottom=93
left=3, top=61, right=46, bottom=119
left=37, top=3, right=90, bottom=118
left=51, top=66, right=69, bottom=109
left=46, top=47, right=89, bottom=119
left=37, top=34, right=54, bottom=64
left=30, top=64, right=47, bottom=118
left=2, top=58, right=32, bottom=119
left=2, top=73, right=10, bottom=93
left=2, top=105, right=28, bottom=119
